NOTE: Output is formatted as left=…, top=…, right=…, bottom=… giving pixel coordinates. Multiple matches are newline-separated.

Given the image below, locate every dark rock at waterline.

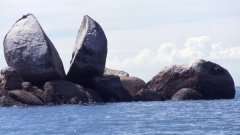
left=42, top=82, right=55, bottom=105
left=93, top=75, right=132, bottom=102
left=120, top=76, right=148, bottom=96
left=0, top=95, right=24, bottom=107
left=104, top=68, right=147, bottom=96
left=8, top=90, right=44, bottom=106
left=43, top=80, right=89, bottom=104
left=171, top=88, right=203, bottom=100
left=133, top=88, right=166, bottom=101
left=85, top=88, right=103, bottom=103
left=0, top=67, right=23, bottom=91
left=3, top=13, right=65, bottom=86
left=148, top=59, right=235, bottom=100
left=104, top=68, right=129, bottom=77
left=67, top=15, right=107, bottom=87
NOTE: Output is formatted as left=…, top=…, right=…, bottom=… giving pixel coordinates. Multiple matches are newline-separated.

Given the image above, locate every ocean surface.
left=0, top=88, right=239, bottom=135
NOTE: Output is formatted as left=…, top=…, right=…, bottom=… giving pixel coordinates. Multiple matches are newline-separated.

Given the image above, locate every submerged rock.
left=3, top=13, right=65, bottom=86
left=0, top=67, right=23, bottom=91
left=67, top=15, right=107, bottom=87
left=171, top=88, right=203, bottom=100
left=148, top=59, right=235, bottom=100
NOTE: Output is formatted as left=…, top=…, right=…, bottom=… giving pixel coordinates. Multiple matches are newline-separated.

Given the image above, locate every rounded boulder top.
left=148, top=59, right=235, bottom=100
left=67, top=15, right=107, bottom=85
left=3, top=13, right=66, bottom=86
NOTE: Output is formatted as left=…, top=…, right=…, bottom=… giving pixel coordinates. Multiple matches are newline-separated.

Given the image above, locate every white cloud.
left=106, top=36, right=240, bottom=83
left=123, top=36, right=240, bottom=64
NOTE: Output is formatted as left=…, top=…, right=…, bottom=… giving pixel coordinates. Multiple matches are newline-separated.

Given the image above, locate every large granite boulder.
left=171, top=88, right=203, bottom=100
left=148, top=59, right=235, bottom=100
left=67, top=15, right=107, bottom=87
left=104, top=68, right=129, bottom=77
left=133, top=88, right=166, bottom=101
left=0, top=67, right=23, bottom=91
left=120, top=76, right=148, bottom=96
left=93, top=75, right=132, bottom=102
left=43, top=80, right=89, bottom=104
left=3, top=13, right=65, bottom=86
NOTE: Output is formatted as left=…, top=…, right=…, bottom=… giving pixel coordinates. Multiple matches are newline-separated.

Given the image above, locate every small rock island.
left=0, top=13, right=235, bottom=107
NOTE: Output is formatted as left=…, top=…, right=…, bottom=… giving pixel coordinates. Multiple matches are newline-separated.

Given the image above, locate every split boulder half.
left=3, top=13, right=65, bottom=86
left=67, top=15, right=107, bottom=87
left=148, top=59, right=235, bottom=100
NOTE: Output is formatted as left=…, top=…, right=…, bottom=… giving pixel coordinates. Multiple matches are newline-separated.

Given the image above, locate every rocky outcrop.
left=92, top=75, right=132, bottom=102
left=0, top=67, right=23, bottom=91
left=21, top=82, right=34, bottom=92
left=8, top=90, right=44, bottom=106
left=104, top=68, right=129, bottom=77
left=104, top=68, right=147, bottom=97
left=85, top=88, right=103, bottom=103
left=133, top=88, right=166, bottom=101
left=171, top=88, right=202, bottom=100
left=0, top=95, right=24, bottom=107
left=43, top=80, right=89, bottom=104
left=148, top=59, right=235, bottom=100
left=1, top=14, right=237, bottom=106
left=0, top=75, right=2, bottom=84
left=67, top=15, right=107, bottom=87
left=3, top=13, right=65, bottom=86
left=120, top=76, right=148, bottom=96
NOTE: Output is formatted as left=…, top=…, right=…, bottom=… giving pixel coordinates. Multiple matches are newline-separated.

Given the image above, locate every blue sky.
left=1, top=0, right=240, bottom=85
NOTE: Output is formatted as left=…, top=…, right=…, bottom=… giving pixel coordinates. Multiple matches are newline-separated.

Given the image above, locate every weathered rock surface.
left=85, top=88, right=103, bottom=103
left=21, top=82, right=34, bottom=92
left=104, top=68, right=129, bottom=77
left=120, top=76, right=148, bottom=96
left=93, top=75, right=132, bottom=102
left=3, top=13, right=65, bottom=86
left=0, top=75, right=2, bottom=84
left=0, top=67, right=23, bottom=91
left=8, top=90, right=44, bottom=106
left=148, top=59, right=235, bottom=100
left=67, top=15, right=107, bottom=87
left=133, top=88, right=166, bottom=101
left=43, top=80, right=89, bottom=104
left=171, top=88, right=203, bottom=100
left=0, top=95, right=24, bottom=107
left=104, top=68, right=147, bottom=97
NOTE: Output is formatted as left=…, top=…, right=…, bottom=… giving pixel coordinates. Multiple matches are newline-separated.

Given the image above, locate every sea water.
left=0, top=87, right=239, bottom=135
